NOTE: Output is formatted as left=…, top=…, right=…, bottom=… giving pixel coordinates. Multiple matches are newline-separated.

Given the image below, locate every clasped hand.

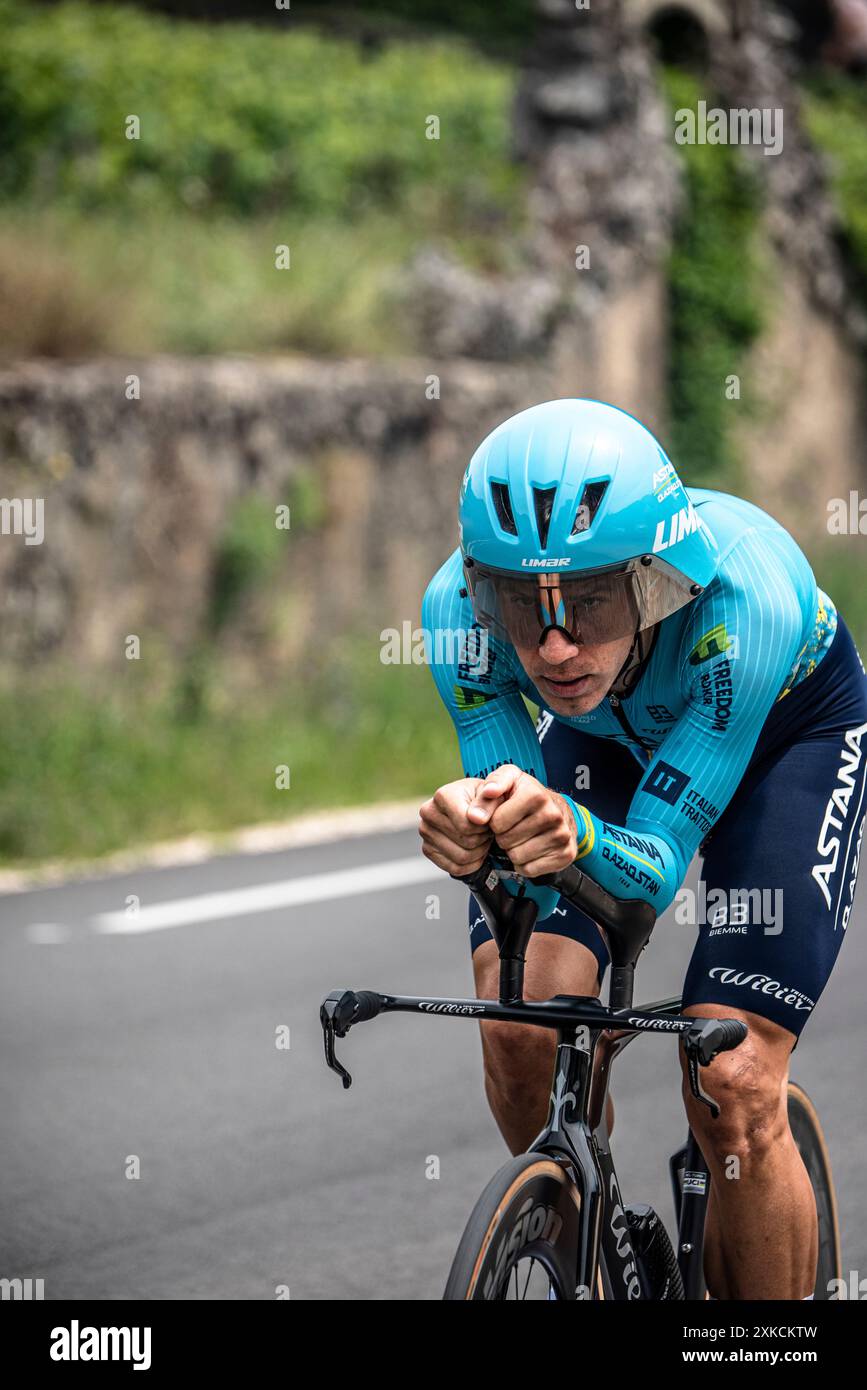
left=418, top=765, right=578, bottom=880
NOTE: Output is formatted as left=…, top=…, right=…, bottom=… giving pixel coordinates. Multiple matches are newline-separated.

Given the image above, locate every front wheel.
left=788, top=1081, right=842, bottom=1299
left=444, top=1153, right=585, bottom=1300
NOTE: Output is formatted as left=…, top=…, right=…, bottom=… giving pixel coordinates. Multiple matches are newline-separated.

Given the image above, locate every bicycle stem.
left=319, top=849, right=747, bottom=1107
left=608, top=963, right=636, bottom=1011
left=458, top=852, right=656, bottom=1009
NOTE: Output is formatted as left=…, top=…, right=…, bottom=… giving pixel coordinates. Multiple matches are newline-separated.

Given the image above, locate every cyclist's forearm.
left=559, top=795, right=686, bottom=912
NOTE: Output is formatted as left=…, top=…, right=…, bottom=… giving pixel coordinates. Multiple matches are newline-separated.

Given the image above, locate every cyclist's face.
left=514, top=625, right=634, bottom=714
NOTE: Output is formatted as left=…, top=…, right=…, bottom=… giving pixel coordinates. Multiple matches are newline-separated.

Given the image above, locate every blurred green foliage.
left=661, top=68, right=765, bottom=488
left=0, top=205, right=440, bottom=356
left=1, top=14, right=866, bottom=864
left=808, top=541, right=867, bottom=655
left=286, top=466, right=327, bottom=534
left=803, top=73, right=867, bottom=306
left=177, top=492, right=294, bottom=721
left=0, top=0, right=517, bottom=218
left=303, top=0, right=536, bottom=49
left=209, top=493, right=287, bottom=634
left=0, top=650, right=456, bottom=863
left=0, top=0, right=521, bottom=356
left=662, top=68, right=867, bottom=642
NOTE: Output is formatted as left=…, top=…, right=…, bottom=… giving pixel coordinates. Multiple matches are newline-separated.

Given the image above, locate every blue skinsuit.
left=423, top=490, right=866, bottom=1035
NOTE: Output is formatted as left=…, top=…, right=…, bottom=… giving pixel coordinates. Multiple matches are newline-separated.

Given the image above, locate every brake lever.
left=682, top=1039, right=719, bottom=1118
left=320, top=990, right=356, bottom=1089
left=320, top=988, right=389, bottom=1089
left=681, top=1018, right=748, bottom=1117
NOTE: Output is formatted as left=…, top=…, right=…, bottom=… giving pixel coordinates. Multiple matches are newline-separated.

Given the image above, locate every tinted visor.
left=467, top=560, right=695, bottom=646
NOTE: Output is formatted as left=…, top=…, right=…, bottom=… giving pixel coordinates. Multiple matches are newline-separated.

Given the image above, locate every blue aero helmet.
left=459, top=398, right=718, bottom=650
left=457, top=399, right=719, bottom=920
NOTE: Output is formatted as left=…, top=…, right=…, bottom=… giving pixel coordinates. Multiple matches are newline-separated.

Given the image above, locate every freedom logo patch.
left=688, top=624, right=731, bottom=665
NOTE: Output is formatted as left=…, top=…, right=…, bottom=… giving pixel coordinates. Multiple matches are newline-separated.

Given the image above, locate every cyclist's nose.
left=539, top=627, right=583, bottom=661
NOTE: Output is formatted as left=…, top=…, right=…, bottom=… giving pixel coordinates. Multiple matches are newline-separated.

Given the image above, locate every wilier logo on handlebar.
left=643, top=761, right=690, bottom=806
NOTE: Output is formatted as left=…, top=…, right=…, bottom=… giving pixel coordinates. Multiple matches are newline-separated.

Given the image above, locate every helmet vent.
left=490, top=481, right=518, bottom=536
left=533, top=487, right=557, bottom=548
left=571, top=479, right=609, bottom=535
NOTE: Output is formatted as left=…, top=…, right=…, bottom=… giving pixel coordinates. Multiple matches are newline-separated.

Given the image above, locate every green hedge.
left=661, top=68, right=765, bottom=488
left=137, top=1, right=536, bottom=49
left=335, top=0, right=534, bottom=46
left=0, top=0, right=517, bottom=218
left=803, top=73, right=867, bottom=306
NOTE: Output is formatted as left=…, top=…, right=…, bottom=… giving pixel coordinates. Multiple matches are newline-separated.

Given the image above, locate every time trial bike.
left=320, top=851, right=841, bottom=1300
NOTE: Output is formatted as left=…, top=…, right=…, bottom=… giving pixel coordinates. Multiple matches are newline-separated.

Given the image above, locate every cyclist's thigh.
left=682, top=719, right=867, bottom=1041
left=468, top=714, right=644, bottom=986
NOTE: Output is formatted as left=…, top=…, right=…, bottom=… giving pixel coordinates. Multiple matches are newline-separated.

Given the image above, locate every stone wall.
left=0, top=357, right=551, bottom=671
left=1, top=0, right=864, bottom=676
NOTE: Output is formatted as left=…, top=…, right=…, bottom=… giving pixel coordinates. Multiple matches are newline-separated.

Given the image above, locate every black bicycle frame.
left=326, top=986, right=712, bottom=1298
left=321, top=850, right=739, bottom=1299
left=523, top=995, right=712, bottom=1300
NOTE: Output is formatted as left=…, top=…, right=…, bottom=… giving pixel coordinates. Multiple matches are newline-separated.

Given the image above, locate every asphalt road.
left=1, top=827, right=864, bottom=1300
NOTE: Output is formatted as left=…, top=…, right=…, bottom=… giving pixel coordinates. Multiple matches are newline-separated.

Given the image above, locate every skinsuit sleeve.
left=560, top=532, right=810, bottom=913
left=421, top=549, right=546, bottom=784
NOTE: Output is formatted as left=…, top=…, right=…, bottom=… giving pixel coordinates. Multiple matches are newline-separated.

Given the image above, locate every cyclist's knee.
left=480, top=1018, right=554, bottom=1089
left=682, top=1021, right=789, bottom=1168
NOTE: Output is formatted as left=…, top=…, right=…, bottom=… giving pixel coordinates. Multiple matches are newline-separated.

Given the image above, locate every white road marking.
left=92, top=856, right=446, bottom=935
left=0, top=799, right=421, bottom=895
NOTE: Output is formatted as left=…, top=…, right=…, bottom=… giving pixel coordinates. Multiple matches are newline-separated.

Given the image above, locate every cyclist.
left=419, top=398, right=867, bottom=1301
